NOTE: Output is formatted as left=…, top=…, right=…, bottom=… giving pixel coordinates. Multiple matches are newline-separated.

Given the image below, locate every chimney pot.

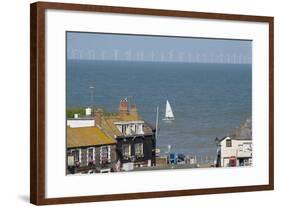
left=94, top=108, right=103, bottom=127
left=130, top=104, right=137, bottom=115
left=118, top=99, right=128, bottom=115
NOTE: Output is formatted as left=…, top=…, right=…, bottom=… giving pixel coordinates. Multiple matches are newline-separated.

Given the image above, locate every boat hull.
left=162, top=117, right=175, bottom=121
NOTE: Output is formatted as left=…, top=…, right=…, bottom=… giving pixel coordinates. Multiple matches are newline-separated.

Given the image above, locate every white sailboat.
left=163, top=100, right=175, bottom=121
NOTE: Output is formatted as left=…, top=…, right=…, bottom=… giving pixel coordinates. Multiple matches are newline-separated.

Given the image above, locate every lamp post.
left=215, top=137, right=220, bottom=167
left=89, top=85, right=94, bottom=116
left=155, top=106, right=159, bottom=140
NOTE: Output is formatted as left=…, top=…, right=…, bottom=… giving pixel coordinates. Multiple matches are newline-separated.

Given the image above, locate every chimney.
left=130, top=104, right=137, bottom=115
left=94, top=108, right=103, bottom=127
left=85, top=107, right=92, bottom=117
left=118, top=99, right=128, bottom=115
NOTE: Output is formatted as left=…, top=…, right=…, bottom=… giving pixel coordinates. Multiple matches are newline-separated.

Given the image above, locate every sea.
left=67, top=60, right=252, bottom=161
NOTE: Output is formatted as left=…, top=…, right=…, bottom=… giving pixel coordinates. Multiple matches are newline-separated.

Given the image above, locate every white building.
left=216, top=136, right=252, bottom=167
left=67, top=108, right=95, bottom=128
left=67, top=118, right=95, bottom=128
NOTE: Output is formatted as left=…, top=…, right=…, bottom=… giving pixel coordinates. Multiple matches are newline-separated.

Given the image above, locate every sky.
left=67, top=32, right=252, bottom=64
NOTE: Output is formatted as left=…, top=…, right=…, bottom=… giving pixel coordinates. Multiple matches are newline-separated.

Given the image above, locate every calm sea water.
left=67, top=60, right=252, bottom=159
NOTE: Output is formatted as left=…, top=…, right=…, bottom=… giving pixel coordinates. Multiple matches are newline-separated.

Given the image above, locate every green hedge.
left=66, top=107, right=86, bottom=118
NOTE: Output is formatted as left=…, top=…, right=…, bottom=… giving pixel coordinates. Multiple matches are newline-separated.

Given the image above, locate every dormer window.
left=115, top=121, right=144, bottom=135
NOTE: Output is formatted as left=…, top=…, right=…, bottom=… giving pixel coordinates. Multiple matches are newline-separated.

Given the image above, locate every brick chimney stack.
left=118, top=99, right=128, bottom=115
left=130, top=104, right=137, bottom=115
left=94, top=108, right=103, bottom=127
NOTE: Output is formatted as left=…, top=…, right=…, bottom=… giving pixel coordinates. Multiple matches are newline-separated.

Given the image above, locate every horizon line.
left=67, top=58, right=252, bottom=65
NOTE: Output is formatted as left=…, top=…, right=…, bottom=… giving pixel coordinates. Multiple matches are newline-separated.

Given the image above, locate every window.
left=71, top=149, right=80, bottom=162
left=129, top=124, right=135, bottom=134
left=226, top=139, right=232, bottom=147
left=122, top=144, right=131, bottom=157
left=135, top=143, right=144, bottom=157
left=121, top=125, right=126, bottom=134
left=69, top=149, right=80, bottom=166
left=100, top=146, right=108, bottom=163
left=88, top=147, right=95, bottom=164
left=243, top=143, right=252, bottom=151
left=136, top=124, right=143, bottom=134
left=116, top=122, right=144, bottom=135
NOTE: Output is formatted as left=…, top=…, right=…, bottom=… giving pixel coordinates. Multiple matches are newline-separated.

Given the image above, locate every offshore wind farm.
left=67, top=32, right=251, bottom=64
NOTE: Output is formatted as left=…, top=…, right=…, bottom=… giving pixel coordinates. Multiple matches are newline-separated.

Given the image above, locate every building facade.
left=66, top=126, right=117, bottom=174
left=97, top=99, right=156, bottom=170
left=216, top=136, right=252, bottom=167
left=66, top=99, right=156, bottom=173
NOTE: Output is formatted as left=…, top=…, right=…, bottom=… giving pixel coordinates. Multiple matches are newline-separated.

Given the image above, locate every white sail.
left=163, top=100, right=174, bottom=120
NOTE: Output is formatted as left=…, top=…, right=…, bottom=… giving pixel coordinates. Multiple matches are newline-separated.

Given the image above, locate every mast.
left=89, top=85, right=95, bottom=116
left=155, top=106, right=159, bottom=139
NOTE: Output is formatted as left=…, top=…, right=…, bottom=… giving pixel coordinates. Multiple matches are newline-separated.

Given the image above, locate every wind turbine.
left=238, top=54, right=243, bottom=64
left=101, top=49, right=105, bottom=60
left=135, top=50, right=143, bottom=61
left=91, top=50, right=96, bottom=60
left=113, top=49, right=119, bottom=61
left=125, top=49, right=132, bottom=61
left=219, top=53, right=223, bottom=63
left=210, top=53, right=215, bottom=63
left=78, top=49, right=83, bottom=60
left=226, top=54, right=231, bottom=64
left=169, top=50, right=174, bottom=62
left=187, top=52, right=192, bottom=63
left=86, top=49, right=95, bottom=60
left=196, top=52, right=201, bottom=63
left=202, top=53, right=207, bottom=63
left=151, top=51, right=155, bottom=62
left=160, top=52, right=165, bottom=62
left=178, top=51, right=185, bottom=62
left=233, top=53, right=237, bottom=64
left=71, top=49, right=79, bottom=59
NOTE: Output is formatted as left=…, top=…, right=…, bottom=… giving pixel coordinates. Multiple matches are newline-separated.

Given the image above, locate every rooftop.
left=67, top=117, right=94, bottom=120
left=101, top=114, right=154, bottom=138
left=218, top=136, right=252, bottom=142
left=67, top=126, right=116, bottom=148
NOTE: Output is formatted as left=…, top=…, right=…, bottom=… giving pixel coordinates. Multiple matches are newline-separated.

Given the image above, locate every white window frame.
left=122, top=143, right=131, bottom=157
left=70, top=148, right=81, bottom=163
left=108, top=146, right=111, bottom=162
left=87, top=147, right=95, bottom=164
left=135, top=143, right=144, bottom=157
left=100, top=146, right=109, bottom=164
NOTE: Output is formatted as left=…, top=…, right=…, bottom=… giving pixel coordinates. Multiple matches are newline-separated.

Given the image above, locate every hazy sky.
left=67, top=32, right=252, bottom=64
